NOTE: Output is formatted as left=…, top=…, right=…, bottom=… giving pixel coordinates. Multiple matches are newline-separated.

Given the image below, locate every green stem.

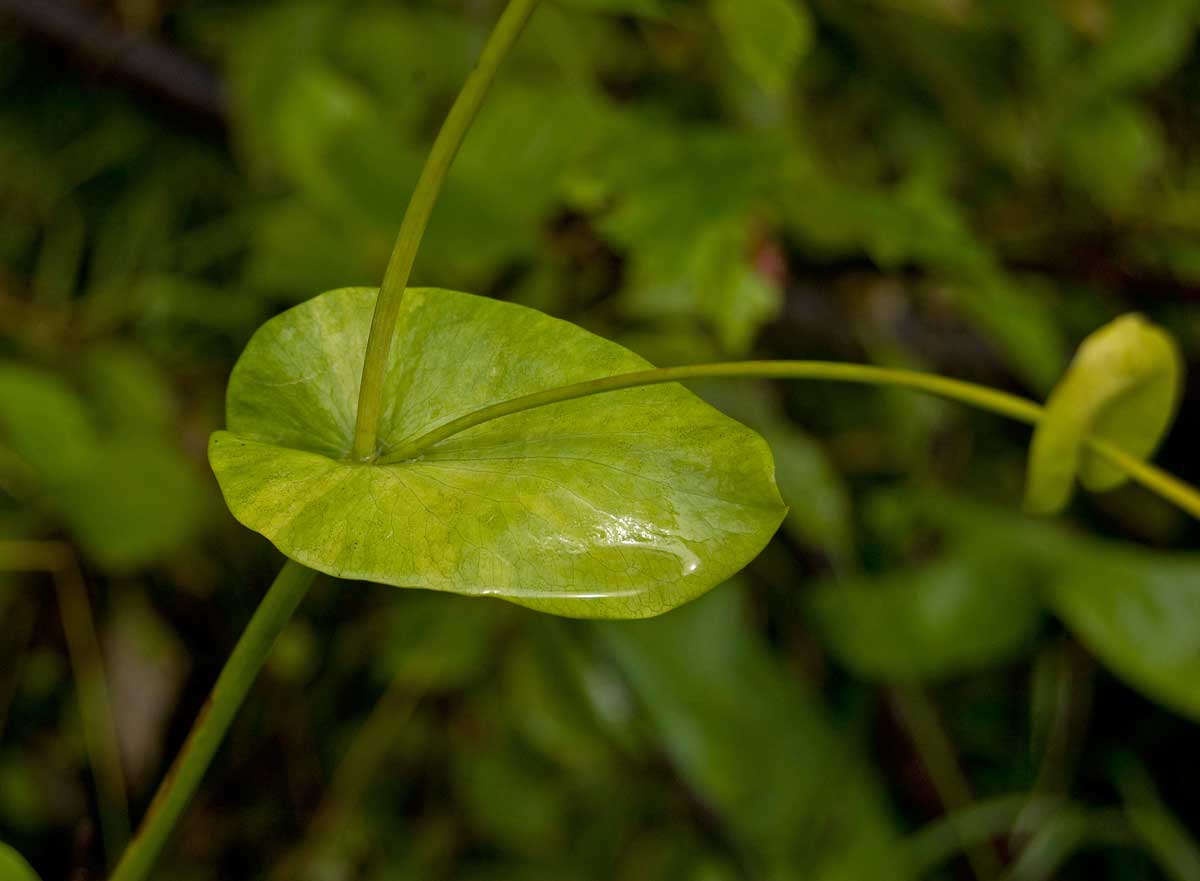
left=907, top=794, right=1031, bottom=875
left=890, top=686, right=1004, bottom=881
left=270, top=677, right=415, bottom=881
left=56, top=558, right=131, bottom=866
left=351, top=0, right=543, bottom=461
left=376, top=360, right=1200, bottom=520
left=0, top=541, right=130, bottom=867
left=381, top=361, right=1042, bottom=459
left=110, top=560, right=316, bottom=881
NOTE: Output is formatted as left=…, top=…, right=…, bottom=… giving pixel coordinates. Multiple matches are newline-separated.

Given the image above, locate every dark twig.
left=0, top=0, right=226, bottom=124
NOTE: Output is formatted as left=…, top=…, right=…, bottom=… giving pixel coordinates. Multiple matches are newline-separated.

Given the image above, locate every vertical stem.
left=270, top=677, right=415, bottom=880
left=889, top=685, right=1005, bottom=881
left=55, top=557, right=131, bottom=865
left=110, top=560, right=316, bottom=881
left=350, top=0, right=543, bottom=461
left=0, top=541, right=130, bottom=867
left=0, top=592, right=35, bottom=744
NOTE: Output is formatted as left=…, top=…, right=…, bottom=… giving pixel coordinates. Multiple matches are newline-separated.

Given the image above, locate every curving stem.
left=351, top=0, right=544, bottom=461
left=376, top=361, right=1200, bottom=520
left=109, top=560, right=316, bottom=881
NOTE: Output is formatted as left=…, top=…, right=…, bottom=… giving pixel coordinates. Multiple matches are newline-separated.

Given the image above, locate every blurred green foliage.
left=2, top=0, right=1200, bottom=879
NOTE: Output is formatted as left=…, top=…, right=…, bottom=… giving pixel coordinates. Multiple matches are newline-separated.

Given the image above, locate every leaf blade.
left=1025, top=313, right=1182, bottom=515
left=211, top=287, right=785, bottom=617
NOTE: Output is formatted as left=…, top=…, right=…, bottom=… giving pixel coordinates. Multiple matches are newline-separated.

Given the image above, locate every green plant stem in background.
left=109, top=560, right=316, bottom=881
left=906, top=794, right=1033, bottom=876
left=378, top=361, right=1200, bottom=519
left=889, top=686, right=1003, bottom=881
left=270, top=677, right=415, bottom=880
left=351, top=0, right=543, bottom=461
left=0, top=541, right=130, bottom=867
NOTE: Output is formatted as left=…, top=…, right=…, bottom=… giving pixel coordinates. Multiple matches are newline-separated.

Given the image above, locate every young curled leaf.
left=1025, top=314, right=1183, bottom=515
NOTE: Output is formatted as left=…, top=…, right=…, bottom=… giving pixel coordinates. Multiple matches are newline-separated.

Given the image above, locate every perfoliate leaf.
left=1025, top=314, right=1183, bottom=515
left=209, top=288, right=785, bottom=618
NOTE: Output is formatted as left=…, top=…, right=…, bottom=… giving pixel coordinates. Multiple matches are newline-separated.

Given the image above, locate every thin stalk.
left=375, top=361, right=1200, bottom=520
left=1028, top=641, right=1092, bottom=798
left=351, top=0, right=542, bottom=461
left=270, top=677, right=415, bottom=881
left=0, top=591, right=35, bottom=744
left=380, top=361, right=1043, bottom=460
left=110, top=560, right=316, bottom=881
left=890, top=685, right=1005, bottom=881
left=0, top=540, right=130, bottom=867
left=1084, top=439, right=1200, bottom=521
left=907, top=794, right=1034, bottom=875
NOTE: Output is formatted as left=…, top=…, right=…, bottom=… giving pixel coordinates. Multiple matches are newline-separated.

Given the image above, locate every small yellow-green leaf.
left=0, top=843, right=42, bottom=881
left=209, top=288, right=785, bottom=618
left=1025, top=313, right=1182, bottom=515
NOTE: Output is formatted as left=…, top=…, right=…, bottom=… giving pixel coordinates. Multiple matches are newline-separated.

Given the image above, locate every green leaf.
left=591, top=118, right=782, bottom=276
left=620, top=218, right=782, bottom=356
left=0, top=364, right=207, bottom=569
left=209, top=287, right=785, bottom=618
left=946, top=270, right=1068, bottom=395
left=1079, top=0, right=1200, bottom=93
left=502, top=622, right=628, bottom=775
left=1024, top=313, right=1183, bottom=515
left=0, top=364, right=96, bottom=479
left=55, top=435, right=208, bottom=571
left=0, top=843, right=42, bottom=881
left=689, top=381, right=853, bottom=560
left=375, top=592, right=503, bottom=692
left=1048, top=548, right=1200, bottom=721
left=81, top=343, right=175, bottom=434
left=807, top=543, right=1044, bottom=682
left=597, top=583, right=909, bottom=878
left=709, top=0, right=812, bottom=94
left=1056, top=100, right=1164, bottom=214
left=451, top=730, right=571, bottom=856
left=556, top=0, right=669, bottom=17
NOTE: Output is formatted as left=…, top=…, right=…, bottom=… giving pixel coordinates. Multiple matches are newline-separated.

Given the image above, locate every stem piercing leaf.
left=209, top=287, right=785, bottom=618
left=1025, top=314, right=1183, bottom=515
